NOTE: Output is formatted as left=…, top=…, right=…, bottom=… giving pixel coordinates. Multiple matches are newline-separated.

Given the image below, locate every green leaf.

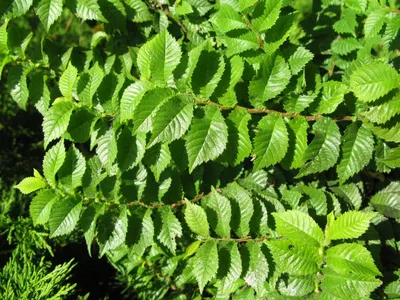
left=148, top=96, right=194, bottom=147
left=59, top=63, right=77, bottom=99
left=263, top=14, right=295, bottom=54
left=80, top=203, right=103, bottom=256
left=364, top=11, right=386, bottom=38
left=218, top=242, right=242, bottom=294
left=242, top=241, right=269, bottom=295
left=77, top=62, right=104, bottom=106
left=333, top=9, right=357, bottom=36
left=65, top=108, right=97, bottom=143
left=297, top=117, right=341, bottom=177
left=316, top=81, right=348, bottom=114
left=117, top=128, right=146, bottom=171
left=211, top=4, right=247, bottom=33
left=43, top=139, right=66, bottom=187
left=15, top=176, right=47, bottom=194
left=144, top=143, right=171, bottom=181
left=331, top=183, right=362, bottom=210
left=251, top=0, right=282, bottom=33
left=96, top=127, right=117, bottom=170
left=365, top=119, right=400, bottom=143
left=76, top=0, right=107, bottom=22
left=385, top=280, right=400, bottom=298
left=331, top=38, right=361, bottom=55
left=30, top=189, right=58, bottom=225
left=49, top=196, right=82, bottom=237
left=273, top=210, right=324, bottom=247
left=43, top=101, right=74, bottom=148
left=350, top=63, right=399, bottom=102
left=221, top=107, right=252, bottom=166
left=36, top=0, right=63, bottom=31
left=277, top=274, right=315, bottom=297
left=125, top=0, right=152, bottom=22
left=191, top=51, right=225, bottom=99
left=97, top=208, right=128, bottom=256
left=302, top=185, right=327, bottom=216
left=239, top=0, right=256, bottom=11
left=126, top=208, right=154, bottom=256
left=137, top=29, right=182, bottom=84
left=284, top=94, right=316, bottom=114
left=249, top=55, right=291, bottom=107
left=327, top=211, right=376, bottom=241
left=217, top=55, right=244, bottom=107
left=283, top=116, right=309, bottom=169
left=0, top=20, right=8, bottom=54
left=222, top=31, right=259, bottom=57
left=1, top=0, right=33, bottom=18
left=193, top=240, right=219, bottom=293
left=204, top=187, right=231, bottom=238
left=157, top=206, right=182, bottom=255
left=363, top=93, right=400, bottom=124
left=326, top=243, right=381, bottom=277
left=184, top=201, right=209, bottom=237
left=186, top=105, right=228, bottom=173
left=253, top=114, right=288, bottom=171
left=375, top=140, right=391, bottom=173
left=337, top=123, right=374, bottom=184
left=370, top=181, right=400, bottom=219
left=132, top=88, right=175, bottom=134
left=58, top=145, right=86, bottom=191
left=184, top=240, right=202, bottom=259
left=267, top=239, right=321, bottom=275
left=8, top=65, right=30, bottom=110
left=222, top=182, right=253, bottom=238
left=321, top=267, right=381, bottom=299
left=120, top=81, right=153, bottom=123
left=288, top=46, right=313, bottom=75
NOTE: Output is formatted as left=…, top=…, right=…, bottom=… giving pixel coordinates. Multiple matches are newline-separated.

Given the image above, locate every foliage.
left=0, top=183, right=77, bottom=299
left=2, top=0, right=400, bottom=298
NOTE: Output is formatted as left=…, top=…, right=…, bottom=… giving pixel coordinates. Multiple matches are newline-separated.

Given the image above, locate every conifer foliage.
left=3, top=0, right=400, bottom=298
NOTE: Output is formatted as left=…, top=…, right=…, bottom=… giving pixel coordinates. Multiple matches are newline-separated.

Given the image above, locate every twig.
left=212, top=235, right=283, bottom=243
left=195, top=100, right=355, bottom=122
left=125, top=192, right=205, bottom=209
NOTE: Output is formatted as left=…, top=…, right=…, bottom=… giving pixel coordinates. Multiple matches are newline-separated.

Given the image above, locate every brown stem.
left=195, top=100, right=355, bottom=122
left=125, top=192, right=205, bottom=209
left=212, top=235, right=283, bottom=243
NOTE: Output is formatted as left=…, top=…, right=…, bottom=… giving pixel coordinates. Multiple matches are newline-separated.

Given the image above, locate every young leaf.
left=59, top=63, right=77, bottom=99
left=58, top=145, right=86, bottom=191
left=49, top=196, right=83, bottom=237
left=333, top=9, right=357, bottom=36
left=148, top=96, right=194, bottom=148
left=185, top=105, right=228, bottom=173
left=43, top=101, right=74, bottom=148
left=15, top=176, right=47, bottom=194
left=193, top=240, right=219, bottom=293
left=97, top=208, right=128, bottom=257
left=337, top=123, right=374, bottom=184
left=242, top=241, right=269, bottom=295
left=350, top=63, right=399, bottom=102
left=273, top=210, right=324, bottom=247
left=204, top=187, right=232, bottom=238
left=220, top=107, right=252, bottom=166
left=253, top=114, right=288, bottom=171
left=137, top=29, right=182, bottom=84
left=157, top=206, right=182, bottom=255
left=370, top=181, right=400, bottom=219
left=327, top=211, right=376, bottom=240
left=184, top=201, right=209, bottom=237
left=36, top=0, right=63, bottom=31
left=30, top=189, right=58, bottom=225
left=43, top=139, right=66, bottom=187
left=297, top=117, right=341, bottom=177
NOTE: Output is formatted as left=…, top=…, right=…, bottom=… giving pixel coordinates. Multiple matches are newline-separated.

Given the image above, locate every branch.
left=211, top=235, right=283, bottom=243
left=125, top=192, right=205, bottom=209
left=195, top=100, right=355, bottom=122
